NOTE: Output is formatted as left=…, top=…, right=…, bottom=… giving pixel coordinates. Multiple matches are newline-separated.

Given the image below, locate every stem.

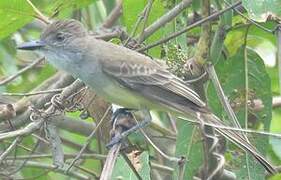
left=137, top=1, right=242, bottom=52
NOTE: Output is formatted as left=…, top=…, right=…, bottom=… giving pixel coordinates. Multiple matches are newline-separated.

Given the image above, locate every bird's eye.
left=56, top=33, right=65, bottom=41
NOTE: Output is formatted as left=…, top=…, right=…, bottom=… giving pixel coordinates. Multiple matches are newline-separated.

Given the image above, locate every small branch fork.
left=0, top=80, right=85, bottom=178
left=26, top=0, right=51, bottom=24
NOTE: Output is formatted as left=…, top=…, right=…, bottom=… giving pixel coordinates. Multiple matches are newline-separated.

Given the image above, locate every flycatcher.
left=18, top=19, right=276, bottom=174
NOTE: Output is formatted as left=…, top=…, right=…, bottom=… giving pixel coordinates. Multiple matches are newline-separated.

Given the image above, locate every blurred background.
left=0, top=0, right=281, bottom=179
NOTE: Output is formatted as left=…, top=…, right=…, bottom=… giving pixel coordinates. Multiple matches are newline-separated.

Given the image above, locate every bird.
left=17, top=19, right=276, bottom=174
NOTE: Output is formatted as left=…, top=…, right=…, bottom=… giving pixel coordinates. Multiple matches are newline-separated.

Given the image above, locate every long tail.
left=200, top=113, right=277, bottom=174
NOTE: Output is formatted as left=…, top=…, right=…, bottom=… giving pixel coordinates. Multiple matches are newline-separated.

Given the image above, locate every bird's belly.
left=81, top=73, right=158, bottom=110
left=102, top=85, right=148, bottom=109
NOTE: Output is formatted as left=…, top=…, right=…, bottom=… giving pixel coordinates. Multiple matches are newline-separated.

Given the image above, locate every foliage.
left=0, top=0, right=281, bottom=179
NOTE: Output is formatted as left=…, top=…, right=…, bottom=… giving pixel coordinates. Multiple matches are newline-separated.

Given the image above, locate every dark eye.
left=56, top=33, right=65, bottom=41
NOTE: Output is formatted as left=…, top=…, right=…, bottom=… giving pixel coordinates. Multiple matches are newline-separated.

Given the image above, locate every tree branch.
left=137, top=1, right=242, bottom=52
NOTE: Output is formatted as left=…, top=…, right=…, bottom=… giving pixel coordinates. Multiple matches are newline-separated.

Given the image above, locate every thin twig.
left=31, top=133, right=50, bottom=144
left=73, top=165, right=99, bottom=179
left=46, top=122, right=64, bottom=167
left=0, top=80, right=84, bottom=141
left=137, top=0, right=154, bottom=43
left=0, top=119, right=43, bottom=140
left=65, top=106, right=111, bottom=173
left=0, top=57, right=44, bottom=86
left=1, top=89, right=63, bottom=96
left=139, top=0, right=193, bottom=42
left=243, top=24, right=252, bottom=178
left=178, top=117, right=281, bottom=139
left=4, top=138, right=41, bottom=176
left=26, top=0, right=50, bottom=24
left=4, top=160, right=90, bottom=180
left=101, top=0, right=123, bottom=28
left=123, top=1, right=152, bottom=46
left=4, top=139, right=33, bottom=152
left=137, top=1, right=242, bottom=52
left=150, top=162, right=174, bottom=173
left=121, top=153, right=142, bottom=180
left=205, top=64, right=244, bottom=133
left=277, top=25, right=281, bottom=96
left=100, top=143, right=122, bottom=180
left=132, top=115, right=180, bottom=162
left=0, top=136, right=22, bottom=164
left=223, top=0, right=274, bottom=33
left=5, top=153, right=106, bottom=160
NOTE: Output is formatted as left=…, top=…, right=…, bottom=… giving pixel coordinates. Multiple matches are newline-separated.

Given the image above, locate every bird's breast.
left=78, top=69, right=157, bottom=109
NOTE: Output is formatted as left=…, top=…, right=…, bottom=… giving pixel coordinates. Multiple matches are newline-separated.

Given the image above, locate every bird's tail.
left=200, top=112, right=276, bottom=175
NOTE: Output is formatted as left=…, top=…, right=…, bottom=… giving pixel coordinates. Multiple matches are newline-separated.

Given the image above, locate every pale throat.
left=40, top=47, right=83, bottom=75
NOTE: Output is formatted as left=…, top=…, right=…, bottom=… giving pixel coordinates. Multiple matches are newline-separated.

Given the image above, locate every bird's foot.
left=106, top=107, right=152, bottom=148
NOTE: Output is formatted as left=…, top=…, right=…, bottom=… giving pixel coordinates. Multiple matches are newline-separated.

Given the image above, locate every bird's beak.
left=17, top=40, right=46, bottom=50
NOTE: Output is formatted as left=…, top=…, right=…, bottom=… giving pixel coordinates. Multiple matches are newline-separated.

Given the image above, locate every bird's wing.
left=101, top=58, right=206, bottom=108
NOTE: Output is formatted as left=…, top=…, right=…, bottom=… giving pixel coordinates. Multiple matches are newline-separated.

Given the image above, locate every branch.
left=137, top=1, right=242, bottom=52
left=137, top=0, right=154, bottom=43
left=0, top=136, right=22, bottom=164
left=5, top=153, right=106, bottom=160
left=101, top=0, right=123, bottom=28
left=65, top=106, right=111, bottom=172
left=99, top=143, right=122, bottom=180
left=0, top=57, right=44, bottom=86
left=4, top=160, right=90, bottom=180
left=223, top=0, right=274, bottom=33
left=1, top=89, right=63, bottom=97
left=0, top=73, right=74, bottom=131
left=0, top=80, right=84, bottom=141
left=26, top=0, right=50, bottom=24
left=178, top=117, right=281, bottom=139
left=277, top=25, right=281, bottom=96
left=139, top=0, right=192, bottom=42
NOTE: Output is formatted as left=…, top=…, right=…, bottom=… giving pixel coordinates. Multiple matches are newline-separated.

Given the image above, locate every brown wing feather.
left=101, top=58, right=206, bottom=109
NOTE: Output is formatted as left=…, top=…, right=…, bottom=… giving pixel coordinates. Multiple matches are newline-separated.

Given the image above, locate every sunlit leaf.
left=0, top=0, right=34, bottom=39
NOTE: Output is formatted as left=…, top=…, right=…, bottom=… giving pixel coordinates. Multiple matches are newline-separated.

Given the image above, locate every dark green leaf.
left=207, top=47, right=272, bottom=179
left=112, top=151, right=151, bottom=180
left=175, top=120, right=203, bottom=179
left=242, top=0, right=281, bottom=22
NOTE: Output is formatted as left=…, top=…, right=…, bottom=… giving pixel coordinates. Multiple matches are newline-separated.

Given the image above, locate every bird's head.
left=17, top=19, right=87, bottom=69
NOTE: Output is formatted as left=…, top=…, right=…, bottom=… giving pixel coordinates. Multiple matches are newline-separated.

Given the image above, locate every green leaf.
left=112, top=151, right=151, bottom=180
left=7, top=64, right=56, bottom=93
left=175, top=120, right=203, bottom=179
left=122, top=0, right=146, bottom=32
left=144, top=0, right=165, bottom=58
left=207, top=47, right=272, bottom=179
left=44, top=0, right=94, bottom=19
left=0, top=43, right=18, bottom=78
left=269, top=173, right=281, bottom=180
left=122, top=0, right=165, bottom=58
left=242, top=0, right=281, bottom=22
left=225, top=26, right=277, bottom=67
left=269, top=109, right=281, bottom=162
left=0, top=0, right=34, bottom=39
left=247, top=35, right=276, bottom=67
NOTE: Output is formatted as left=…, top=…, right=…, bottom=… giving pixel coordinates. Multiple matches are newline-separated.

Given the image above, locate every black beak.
left=17, top=40, right=45, bottom=50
